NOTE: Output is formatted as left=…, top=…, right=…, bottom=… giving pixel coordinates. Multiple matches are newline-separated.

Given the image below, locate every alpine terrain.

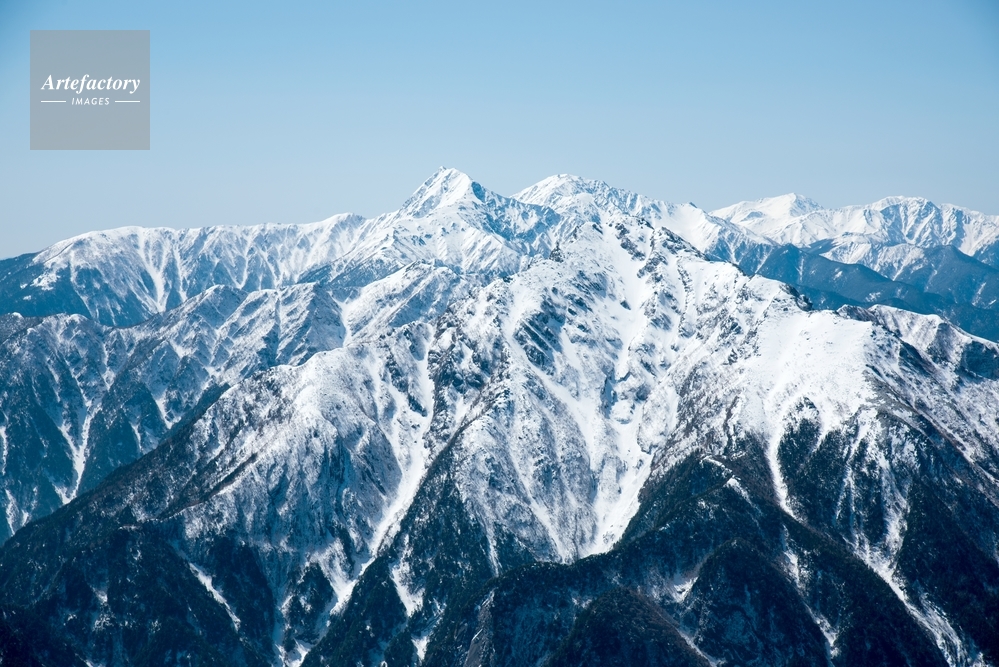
left=0, top=169, right=997, bottom=667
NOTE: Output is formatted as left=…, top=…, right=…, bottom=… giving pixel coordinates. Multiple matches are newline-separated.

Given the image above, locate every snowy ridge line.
left=712, top=193, right=999, bottom=259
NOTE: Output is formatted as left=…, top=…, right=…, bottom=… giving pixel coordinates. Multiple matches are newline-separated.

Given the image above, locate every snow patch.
left=390, top=557, right=424, bottom=618
left=30, top=271, right=59, bottom=290
left=188, top=563, right=241, bottom=630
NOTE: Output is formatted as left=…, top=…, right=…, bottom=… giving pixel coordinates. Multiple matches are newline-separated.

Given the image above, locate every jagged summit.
left=514, top=173, right=730, bottom=253
left=0, top=169, right=561, bottom=327
left=515, top=173, right=666, bottom=217
left=514, top=173, right=611, bottom=201
left=402, top=167, right=478, bottom=217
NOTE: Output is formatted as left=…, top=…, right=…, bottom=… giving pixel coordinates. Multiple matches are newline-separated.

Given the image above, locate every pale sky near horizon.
left=1, top=0, right=998, bottom=258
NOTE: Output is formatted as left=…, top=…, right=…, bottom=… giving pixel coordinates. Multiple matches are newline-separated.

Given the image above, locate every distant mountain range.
left=1, top=169, right=997, bottom=666
left=711, top=193, right=999, bottom=338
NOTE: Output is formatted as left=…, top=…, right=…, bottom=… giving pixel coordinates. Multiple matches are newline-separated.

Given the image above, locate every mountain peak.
left=868, top=195, right=936, bottom=213
left=711, top=193, right=824, bottom=224
left=403, top=167, right=482, bottom=217
left=776, top=192, right=823, bottom=216
left=514, top=174, right=616, bottom=204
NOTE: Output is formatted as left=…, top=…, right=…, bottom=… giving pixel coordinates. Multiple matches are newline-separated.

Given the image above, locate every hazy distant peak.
left=776, top=192, right=824, bottom=216
left=712, top=191, right=999, bottom=259
left=711, top=193, right=824, bottom=224
left=514, top=173, right=615, bottom=202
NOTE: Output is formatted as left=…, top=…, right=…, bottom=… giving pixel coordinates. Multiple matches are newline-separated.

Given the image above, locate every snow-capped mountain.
left=713, top=194, right=999, bottom=316
left=0, top=169, right=560, bottom=328
left=0, top=169, right=569, bottom=540
left=714, top=194, right=999, bottom=262
left=1, top=170, right=998, bottom=667
left=518, top=177, right=999, bottom=343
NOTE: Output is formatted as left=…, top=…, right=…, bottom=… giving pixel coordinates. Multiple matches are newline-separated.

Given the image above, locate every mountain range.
left=1, top=169, right=997, bottom=666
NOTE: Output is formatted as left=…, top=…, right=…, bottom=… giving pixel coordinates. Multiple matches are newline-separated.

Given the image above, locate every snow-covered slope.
left=714, top=194, right=999, bottom=261
left=0, top=282, right=346, bottom=540
left=0, top=169, right=560, bottom=328
left=515, top=177, right=999, bottom=342
left=514, top=173, right=770, bottom=257
left=714, top=195, right=999, bottom=310
left=0, top=169, right=571, bottom=538
left=1, top=170, right=998, bottom=667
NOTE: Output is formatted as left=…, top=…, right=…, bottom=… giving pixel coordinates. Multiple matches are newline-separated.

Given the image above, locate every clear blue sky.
left=1, top=0, right=998, bottom=257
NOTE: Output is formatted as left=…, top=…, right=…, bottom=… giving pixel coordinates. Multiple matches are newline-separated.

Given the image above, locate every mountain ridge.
left=0, top=169, right=998, bottom=666
left=713, top=193, right=999, bottom=259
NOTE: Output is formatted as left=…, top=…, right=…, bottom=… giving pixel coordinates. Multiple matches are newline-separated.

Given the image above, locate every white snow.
left=712, top=194, right=999, bottom=278
left=390, top=556, right=424, bottom=618
left=188, top=562, right=241, bottom=630
left=0, top=425, right=7, bottom=477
